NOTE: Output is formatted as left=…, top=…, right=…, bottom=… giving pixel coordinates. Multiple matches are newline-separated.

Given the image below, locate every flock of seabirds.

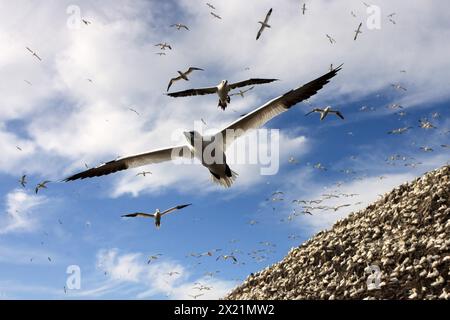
left=13, top=2, right=449, bottom=298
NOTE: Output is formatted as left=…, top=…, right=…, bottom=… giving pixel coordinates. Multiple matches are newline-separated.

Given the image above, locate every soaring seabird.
left=210, top=12, right=222, bottom=19
left=26, top=47, right=42, bottom=61
left=167, top=67, right=204, bottom=91
left=170, top=23, right=189, bottom=31
left=206, top=3, right=216, bottom=10
left=301, top=3, right=307, bottom=15
left=229, top=86, right=254, bottom=98
left=155, top=42, right=172, bottom=50
left=354, top=22, right=363, bottom=40
left=121, top=204, right=191, bottom=229
left=35, top=181, right=50, bottom=194
left=167, top=79, right=276, bottom=110
left=19, top=175, right=27, bottom=188
left=305, top=106, right=344, bottom=120
left=64, top=66, right=342, bottom=187
left=256, top=8, right=272, bottom=40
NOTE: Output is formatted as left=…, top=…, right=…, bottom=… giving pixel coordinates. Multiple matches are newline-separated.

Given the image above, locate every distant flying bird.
left=206, top=3, right=216, bottom=10
left=388, top=18, right=396, bottom=25
left=136, top=171, right=152, bottom=177
left=155, top=42, right=172, bottom=50
left=256, top=8, right=272, bottom=40
left=121, top=204, right=192, bottom=229
left=329, top=204, right=352, bottom=211
left=86, top=78, right=93, bottom=83
left=326, top=34, right=336, bottom=44
left=171, top=23, right=189, bottom=31
left=35, top=181, right=50, bottom=194
left=63, top=66, right=342, bottom=187
left=24, top=80, right=32, bottom=86
left=388, top=103, right=403, bottom=109
left=167, top=67, right=204, bottom=91
left=210, top=12, right=221, bottom=19
left=362, top=1, right=371, bottom=7
left=391, top=83, right=407, bottom=91
left=216, top=255, right=237, bottom=263
left=16, top=146, right=22, bottom=151
left=387, top=127, right=412, bottom=135
left=26, top=47, right=42, bottom=61
left=128, top=107, right=140, bottom=116
left=155, top=52, right=166, bottom=56
left=167, top=79, right=276, bottom=110
left=420, top=146, right=433, bottom=152
left=354, top=22, right=363, bottom=40
left=229, top=86, right=255, bottom=98
left=351, top=11, right=357, bottom=17
left=147, top=254, right=162, bottom=264
left=387, top=13, right=396, bottom=18
left=19, top=175, right=27, bottom=188
left=301, top=3, right=307, bottom=15
left=189, top=293, right=204, bottom=299
left=305, top=106, right=344, bottom=120
left=418, top=119, right=436, bottom=129
left=82, top=19, right=91, bottom=25
left=313, top=163, right=327, bottom=171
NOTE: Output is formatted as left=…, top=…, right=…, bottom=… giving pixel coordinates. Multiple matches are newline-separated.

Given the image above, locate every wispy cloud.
left=0, top=189, right=47, bottom=234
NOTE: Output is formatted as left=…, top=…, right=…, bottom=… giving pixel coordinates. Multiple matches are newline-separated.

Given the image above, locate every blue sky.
left=0, top=0, right=449, bottom=299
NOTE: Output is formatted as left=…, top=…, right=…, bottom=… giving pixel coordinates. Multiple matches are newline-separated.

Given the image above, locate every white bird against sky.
left=121, top=204, right=192, bottom=229
left=305, top=106, right=344, bottom=120
left=64, top=66, right=341, bottom=187
left=167, top=78, right=277, bottom=110
left=167, top=67, right=204, bottom=91
left=256, top=8, right=272, bottom=40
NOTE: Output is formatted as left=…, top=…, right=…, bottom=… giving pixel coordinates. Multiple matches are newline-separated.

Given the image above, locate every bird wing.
left=256, top=25, right=264, bottom=40
left=228, top=78, right=278, bottom=89
left=332, top=110, right=345, bottom=119
left=220, top=65, right=342, bottom=150
left=167, top=86, right=217, bottom=97
left=161, top=203, right=192, bottom=216
left=185, top=67, right=204, bottom=75
left=122, top=213, right=155, bottom=218
left=304, top=108, right=322, bottom=116
left=167, top=76, right=182, bottom=91
left=64, top=145, right=192, bottom=181
left=264, top=8, right=273, bottom=24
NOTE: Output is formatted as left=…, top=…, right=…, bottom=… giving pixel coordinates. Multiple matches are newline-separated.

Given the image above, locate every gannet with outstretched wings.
left=167, top=67, right=204, bottom=91
left=167, top=78, right=277, bottom=110
left=256, top=8, right=272, bottom=40
left=64, top=66, right=342, bottom=187
left=122, top=204, right=191, bottom=229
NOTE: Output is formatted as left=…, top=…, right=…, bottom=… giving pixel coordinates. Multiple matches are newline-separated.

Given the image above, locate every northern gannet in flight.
left=354, top=22, right=363, bottom=40
left=326, top=34, right=336, bottom=44
left=301, top=3, right=307, bottom=15
left=64, top=66, right=342, bottom=187
left=229, top=86, right=255, bottom=98
left=136, top=171, right=152, bottom=177
left=155, top=42, right=172, bottom=50
left=26, top=47, right=42, bottom=61
left=256, top=8, right=272, bottom=40
left=170, top=23, right=189, bottom=31
left=305, top=106, right=344, bottom=120
left=210, top=12, right=222, bottom=19
left=167, top=78, right=276, bottom=110
left=35, top=181, right=50, bottom=194
left=121, top=204, right=192, bottom=229
left=19, top=175, right=27, bottom=188
left=206, top=3, right=216, bottom=10
left=167, top=67, right=204, bottom=91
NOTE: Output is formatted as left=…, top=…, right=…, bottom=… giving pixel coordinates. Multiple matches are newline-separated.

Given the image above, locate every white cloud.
left=0, top=189, right=47, bottom=234
left=85, top=248, right=235, bottom=299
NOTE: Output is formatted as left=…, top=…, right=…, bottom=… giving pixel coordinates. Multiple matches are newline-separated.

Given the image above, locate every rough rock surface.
left=226, top=165, right=450, bottom=300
